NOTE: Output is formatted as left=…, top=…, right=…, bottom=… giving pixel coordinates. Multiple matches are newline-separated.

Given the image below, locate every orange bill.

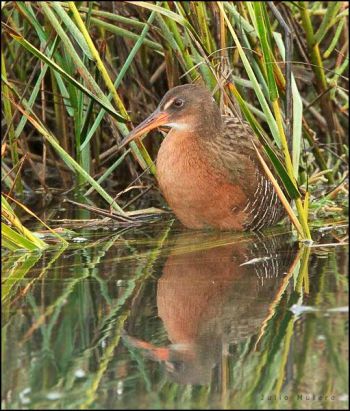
left=119, top=110, right=170, bottom=150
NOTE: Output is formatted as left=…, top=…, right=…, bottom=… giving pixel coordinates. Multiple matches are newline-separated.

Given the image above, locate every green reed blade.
left=80, top=8, right=158, bottom=152
left=2, top=223, right=39, bottom=251
left=3, top=83, right=127, bottom=215
left=228, top=82, right=300, bottom=200
left=50, top=2, right=94, bottom=59
left=2, top=22, right=126, bottom=123
left=218, top=2, right=281, bottom=146
left=253, top=2, right=279, bottom=102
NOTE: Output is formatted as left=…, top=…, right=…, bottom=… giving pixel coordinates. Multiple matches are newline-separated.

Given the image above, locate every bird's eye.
left=173, top=98, right=184, bottom=108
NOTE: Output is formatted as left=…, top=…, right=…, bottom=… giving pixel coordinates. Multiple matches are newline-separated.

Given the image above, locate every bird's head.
left=119, top=84, right=222, bottom=149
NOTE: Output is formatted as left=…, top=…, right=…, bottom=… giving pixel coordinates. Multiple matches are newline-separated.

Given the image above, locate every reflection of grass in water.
left=234, top=248, right=305, bottom=408
left=2, top=252, right=42, bottom=308
left=4, top=222, right=171, bottom=409
left=1, top=228, right=348, bottom=409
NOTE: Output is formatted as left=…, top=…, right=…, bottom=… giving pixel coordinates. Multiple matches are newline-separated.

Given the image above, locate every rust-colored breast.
left=156, top=131, right=256, bottom=230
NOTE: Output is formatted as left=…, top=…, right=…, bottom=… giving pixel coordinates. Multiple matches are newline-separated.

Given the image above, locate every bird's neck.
left=204, top=107, right=223, bottom=138
left=163, top=111, right=226, bottom=161
left=176, top=104, right=223, bottom=138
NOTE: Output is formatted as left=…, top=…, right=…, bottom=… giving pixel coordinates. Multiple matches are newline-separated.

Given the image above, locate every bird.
left=120, top=84, right=286, bottom=231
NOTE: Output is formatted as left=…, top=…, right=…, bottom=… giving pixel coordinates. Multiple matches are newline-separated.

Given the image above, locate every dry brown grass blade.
left=252, top=142, right=304, bottom=238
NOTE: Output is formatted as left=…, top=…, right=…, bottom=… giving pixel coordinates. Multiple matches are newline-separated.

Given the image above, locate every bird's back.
left=203, top=116, right=286, bottom=230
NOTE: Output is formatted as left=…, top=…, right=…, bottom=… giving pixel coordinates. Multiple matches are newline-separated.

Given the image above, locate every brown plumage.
left=121, top=84, right=285, bottom=231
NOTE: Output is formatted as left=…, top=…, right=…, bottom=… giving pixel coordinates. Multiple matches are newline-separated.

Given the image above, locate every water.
left=2, top=218, right=348, bottom=409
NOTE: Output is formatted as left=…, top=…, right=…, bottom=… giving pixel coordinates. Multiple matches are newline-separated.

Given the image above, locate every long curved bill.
left=119, top=110, right=170, bottom=150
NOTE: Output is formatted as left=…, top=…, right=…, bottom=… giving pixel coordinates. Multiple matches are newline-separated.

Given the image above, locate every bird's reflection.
left=124, top=231, right=298, bottom=385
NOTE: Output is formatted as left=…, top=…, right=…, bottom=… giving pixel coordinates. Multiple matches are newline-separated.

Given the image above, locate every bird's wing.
left=208, top=116, right=265, bottom=184
left=208, top=116, right=286, bottom=229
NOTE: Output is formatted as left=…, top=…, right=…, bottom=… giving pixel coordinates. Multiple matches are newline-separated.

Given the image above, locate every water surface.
left=2, top=219, right=348, bottom=409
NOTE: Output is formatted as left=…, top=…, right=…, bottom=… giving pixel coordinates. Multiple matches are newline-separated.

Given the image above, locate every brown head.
left=120, top=84, right=222, bottom=148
